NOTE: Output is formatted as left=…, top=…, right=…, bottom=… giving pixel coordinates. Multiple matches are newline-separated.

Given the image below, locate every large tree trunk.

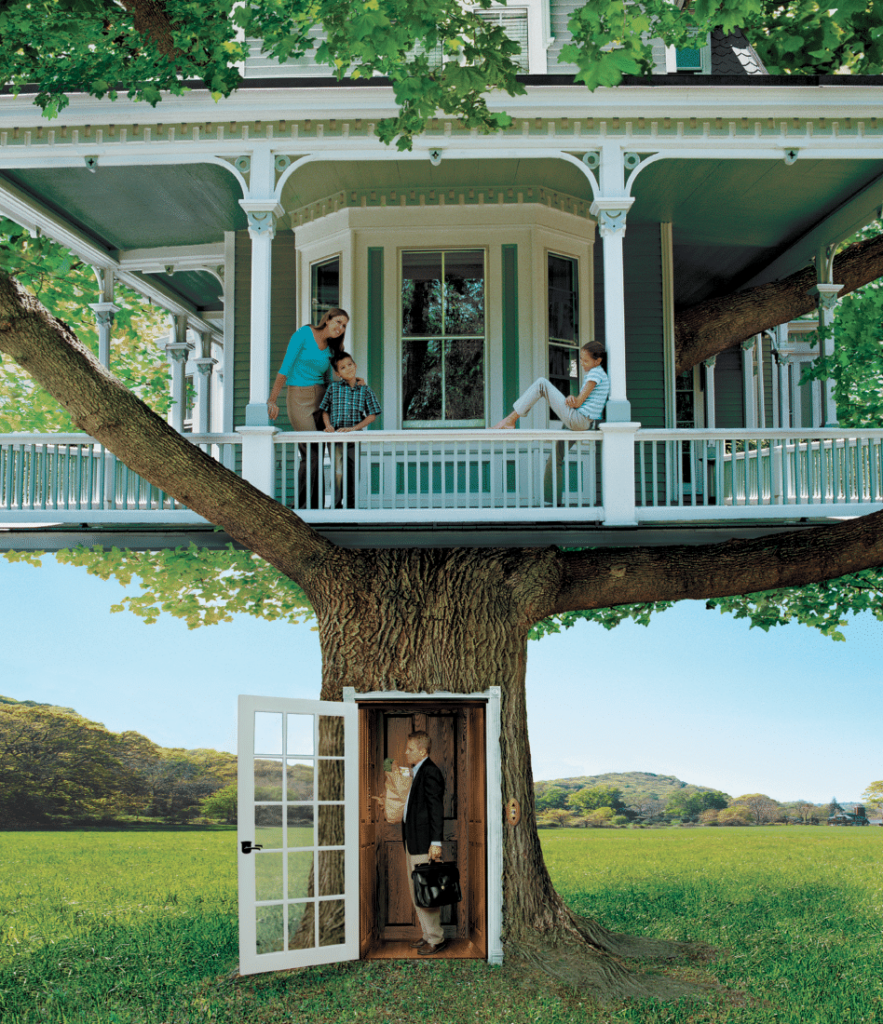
left=308, top=547, right=715, bottom=999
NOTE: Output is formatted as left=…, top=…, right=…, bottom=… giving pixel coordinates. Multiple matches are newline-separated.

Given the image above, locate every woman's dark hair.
left=316, top=307, right=349, bottom=356
left=331, top=350, right=354, bottom=370
left=582, top=341, right=606, bottom=363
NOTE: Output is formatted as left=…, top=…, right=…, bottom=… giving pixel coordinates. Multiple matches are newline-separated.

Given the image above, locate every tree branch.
left=675, top=233, right=883, bottom=374
left=549, top=511, right=883, bottom=615
left=117, top=0, right=180, bottom=59
left=0, top=270, right=341, bottom=590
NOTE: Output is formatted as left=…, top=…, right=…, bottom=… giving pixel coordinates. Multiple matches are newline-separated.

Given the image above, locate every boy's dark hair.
left=331, top=350, right=355, bottom=370
left=582, top=341, right=606, bottom=362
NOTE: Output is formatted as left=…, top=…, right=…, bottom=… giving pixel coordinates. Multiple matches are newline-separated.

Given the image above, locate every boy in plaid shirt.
left=319, top=351, right=382, bottom=509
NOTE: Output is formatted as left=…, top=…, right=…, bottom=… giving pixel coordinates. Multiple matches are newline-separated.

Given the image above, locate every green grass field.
left=1, top=826, right=881, bottom=1023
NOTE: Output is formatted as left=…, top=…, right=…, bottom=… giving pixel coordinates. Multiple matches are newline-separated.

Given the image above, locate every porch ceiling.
left=281, top=156, right=595, bottom=211
left=133, top=269, right=224, bottom=312
left=0, top=163, right=247, bottom=251
left=630, top=157, right=883, bottom=307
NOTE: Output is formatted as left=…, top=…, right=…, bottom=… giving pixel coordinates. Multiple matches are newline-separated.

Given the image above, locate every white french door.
left=237, top=696, right=359, bottom=975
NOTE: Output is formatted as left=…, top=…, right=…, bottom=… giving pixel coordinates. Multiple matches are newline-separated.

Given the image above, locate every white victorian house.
left=2, top=10, right=883, bottom=975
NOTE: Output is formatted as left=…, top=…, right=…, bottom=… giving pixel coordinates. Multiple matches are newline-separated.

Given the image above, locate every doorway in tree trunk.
left=358, top=700, right=488, bottom=960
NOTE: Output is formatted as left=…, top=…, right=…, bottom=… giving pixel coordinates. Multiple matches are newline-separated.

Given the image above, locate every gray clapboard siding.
left=233, top=230, right=299, bottom=429
left=623, top=224, right=666, bottom=428
left=714, top=347, right=745, bottom=429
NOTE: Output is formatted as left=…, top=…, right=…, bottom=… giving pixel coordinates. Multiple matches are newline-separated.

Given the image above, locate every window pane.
left=287, top=714, right=314, bottom=756
left=318, top=804, right=345, bottom=848
left=254, top=712, right=282, bottom=756
left=286, top=759, right=314, bottom=801
left=255, top=805, right=283, bottom=850
left=255, top=851, right=283, bottom=901
left=318, top=849, right=345, bottom=897
left=288, top=851, right=314, bottom=899
left=255, top=758, right=283, bottom=801
left=445, top=340, right=484, bottom=421
left=403, top=339, right=443, bottom=421
left=548, top=254, right=578, bottom=342
left=319, top=899, right=346, bottom=947
left=256, top=905, right=284, bottom=955
left=444, top=250, right=484, bottom=336
left=318, top=759, right=345, bottom=802
left=287, top=805, right=315, bottom=848
left=318, top=716, right=344, bottom=757
left=311, top=257, right=340, bottom=326
left=287, top=901, right=314, bottom=950
left=402, top=252, right=442, bottom=336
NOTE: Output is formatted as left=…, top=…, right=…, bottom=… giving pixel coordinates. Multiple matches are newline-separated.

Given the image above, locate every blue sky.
left=2, top=553, right=880, bottom=805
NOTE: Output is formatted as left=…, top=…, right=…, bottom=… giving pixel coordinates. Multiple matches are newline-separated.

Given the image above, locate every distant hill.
left=1, top=695, right=79, bottom=715
left=534, top=771, right=729, bottom=806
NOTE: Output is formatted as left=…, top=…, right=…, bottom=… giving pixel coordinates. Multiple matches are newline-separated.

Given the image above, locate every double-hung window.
left=547, top=254, right=580, bottom=420
left=401, top=250, right=486, bottom=428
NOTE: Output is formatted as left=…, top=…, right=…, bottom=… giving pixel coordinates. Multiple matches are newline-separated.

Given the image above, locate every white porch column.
left=600, top=421, right=639, bottom=526
left=590, top=198, right=635, bottom=423
left=89, top=268, right=117, bottom=367
left=240, top=198, right=285, bottom=426
left=165, top=314, right=193, bottom=433
left=239, top=426, right=278, bottom=495
left=777, top=354, right=791, bottom=428
left=193, top=357, right=217, bottom=434
left=790, top=357, right=803, bottom=428
left=809, top=275, right=843, bottom=427
left=741, top=337, right=757, bottom=429
left=703, top=355, right=717, bottom=429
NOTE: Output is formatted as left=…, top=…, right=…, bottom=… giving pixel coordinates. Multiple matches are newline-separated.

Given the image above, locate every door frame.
left=343, top=686, right=503, bottom=965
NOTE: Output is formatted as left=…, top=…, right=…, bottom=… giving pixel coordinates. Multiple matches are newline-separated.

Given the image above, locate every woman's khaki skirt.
left=286, top=384, right=327, bottom=431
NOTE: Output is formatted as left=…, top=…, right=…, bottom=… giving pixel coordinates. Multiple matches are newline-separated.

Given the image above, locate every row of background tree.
left=2, top=697, right=879, bottom=828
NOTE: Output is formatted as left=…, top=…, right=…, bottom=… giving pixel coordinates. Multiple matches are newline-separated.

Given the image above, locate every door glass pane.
left=254, top=758, right=283, bottom=801
left=548, top=253, right=580, bottom=420
left=311, top=257, right=340, bottom=326
left=402, top=252, right=442, bottom=335
left=318, top=804, right=345, bottom=847
left=255, top=904, right=284, bottom=955
left=318, top=759, right=344, bottom=801
left=318, top=716, right=345, bottom=757
left=254, top=712, right=283, bottom=756
left=255, top=805, right=283, bottom=849
left=288, top=805, right=315, bottom=848
left=288, top=851, right=314, bottom=899
left=287, top=759, right=314, bottom=801
left=287, top=901, right=314, bottom=950
left=255, top=851, right=283, bottom=901
left=319, top=899, right=346, bottom=947
left=287, top=714, right=314, bottom=756
left=318, top=849, right=345, bottom=897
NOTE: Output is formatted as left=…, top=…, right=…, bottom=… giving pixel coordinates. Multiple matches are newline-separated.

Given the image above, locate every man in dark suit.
left=402, top=730, right=447, bottom=955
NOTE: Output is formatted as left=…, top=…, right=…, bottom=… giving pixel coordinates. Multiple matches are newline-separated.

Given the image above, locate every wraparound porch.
left=1, top=426, right=881, bottom=534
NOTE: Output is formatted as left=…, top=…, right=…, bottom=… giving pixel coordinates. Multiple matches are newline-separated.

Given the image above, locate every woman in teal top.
left=266, top=307, right=349, bottom=508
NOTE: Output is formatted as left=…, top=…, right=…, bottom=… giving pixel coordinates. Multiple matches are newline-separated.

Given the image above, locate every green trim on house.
left=367, top=247, right=384, bottom=429
left=501, top=244, right=519, bottom=415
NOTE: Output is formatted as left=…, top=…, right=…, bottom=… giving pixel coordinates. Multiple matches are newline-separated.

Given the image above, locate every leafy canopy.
left=1, top=1, right=881, bottom=148
left=0, top=218, right=173, bottom=431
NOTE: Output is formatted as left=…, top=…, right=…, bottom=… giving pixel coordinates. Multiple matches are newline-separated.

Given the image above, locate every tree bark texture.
left=675, top=233, right=883, bottom=374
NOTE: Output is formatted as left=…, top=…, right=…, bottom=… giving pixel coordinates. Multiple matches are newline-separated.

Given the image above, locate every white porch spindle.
left=240, top=198, right=285, bottom=426
left=703, top=355, right=717, bottom=429
left=778, top=354, right=791, bottom=428
left=165, top=314, right=193, bottom=433
left=590, top=198, right=634, bottom=422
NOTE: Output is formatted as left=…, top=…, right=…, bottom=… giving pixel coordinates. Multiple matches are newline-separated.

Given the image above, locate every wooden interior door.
left=359, top=702, right=486, bottom=952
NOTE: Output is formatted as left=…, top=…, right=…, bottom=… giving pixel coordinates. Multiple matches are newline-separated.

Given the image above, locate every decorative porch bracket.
left=590, top=198, right=635, bottom=423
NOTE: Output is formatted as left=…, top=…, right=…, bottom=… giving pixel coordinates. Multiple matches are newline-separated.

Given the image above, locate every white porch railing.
left=635, top=429, right=883, bottom=520
left=2, top=427, right=882, bottom=529
left=273, top=430, right=603, bottom=520
left=0, top=433, right=240, bottom=522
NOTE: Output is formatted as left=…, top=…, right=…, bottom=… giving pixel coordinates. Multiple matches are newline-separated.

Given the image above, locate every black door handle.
left=240, top=841, right=263, bottom=854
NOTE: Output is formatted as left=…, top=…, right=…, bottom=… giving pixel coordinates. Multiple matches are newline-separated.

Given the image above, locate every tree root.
left=571, top=911, right=719, bottom=963
left=507, top=930, right=721, bottom=1003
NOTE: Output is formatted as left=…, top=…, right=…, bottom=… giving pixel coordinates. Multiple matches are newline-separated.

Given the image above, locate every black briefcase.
left=411, top=860, right=462, bottom=908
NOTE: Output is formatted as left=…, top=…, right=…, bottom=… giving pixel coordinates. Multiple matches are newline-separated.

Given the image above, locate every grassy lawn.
left=1, top=826, right=881, bottom=1023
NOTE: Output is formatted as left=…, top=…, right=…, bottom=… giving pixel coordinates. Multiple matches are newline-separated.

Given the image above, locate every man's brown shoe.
left=410, top=939, right=428, bottom=948
left=418, top=940, right=449, bottom=956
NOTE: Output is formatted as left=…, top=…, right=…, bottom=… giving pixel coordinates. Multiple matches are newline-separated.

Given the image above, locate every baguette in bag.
left=383, top=763, right=412, bottom=823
